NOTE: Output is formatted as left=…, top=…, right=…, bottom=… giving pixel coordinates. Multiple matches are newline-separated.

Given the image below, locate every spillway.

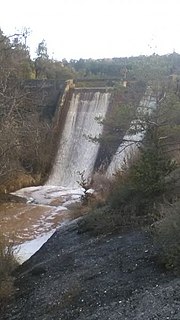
left=47, top=89, right=111, bottom=187
left=106, top=89, right=156, bottom=176
left=9, top=84, right=157, bottom=262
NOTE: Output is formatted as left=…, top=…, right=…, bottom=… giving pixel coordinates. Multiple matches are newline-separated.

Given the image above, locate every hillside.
left=2, top=221, right=180, bottom=320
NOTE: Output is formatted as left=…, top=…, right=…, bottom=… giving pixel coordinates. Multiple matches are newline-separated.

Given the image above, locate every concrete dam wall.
left=47, top=87, right=112, bottom=187
left=24, top=79, right=150, bottom=188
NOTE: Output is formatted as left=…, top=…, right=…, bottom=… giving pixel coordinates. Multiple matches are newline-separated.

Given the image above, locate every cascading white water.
left=10, top=86, right=158, bottom=262
left=106, top=89, right=157, bottom=176
left=9, top=88, right=111, bottom=261
left=47, top=89, right=111, bottom=187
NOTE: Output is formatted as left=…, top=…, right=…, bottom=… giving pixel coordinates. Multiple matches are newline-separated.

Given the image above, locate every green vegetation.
left=0, top=29, right=76, bottom=193
left=90, top=82, right=146, bottom=168
left=34, top=39, right=75, bottom=80
left=69, top=53, right=180, bottom=83
left=153, top=200, right=180, bottom=273
left=0, top=26, right=180, bottom=293
left=78, top=78, right=180, bottom=273
left=78, top=142, right=176, bottom=236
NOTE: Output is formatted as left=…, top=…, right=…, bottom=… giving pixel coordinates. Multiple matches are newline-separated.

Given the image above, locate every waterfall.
left=47, top=89, right=111, bottom=187
left=106, top=89, right=157, bottom=176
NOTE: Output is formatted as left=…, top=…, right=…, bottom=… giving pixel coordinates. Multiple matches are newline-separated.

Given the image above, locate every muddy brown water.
left=0, top=202, right=68, bottom=245
left=0, top=186, right=84, bottom=262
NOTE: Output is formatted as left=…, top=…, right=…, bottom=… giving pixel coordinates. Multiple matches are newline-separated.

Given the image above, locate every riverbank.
left=2, top=220, right=179, bottom=320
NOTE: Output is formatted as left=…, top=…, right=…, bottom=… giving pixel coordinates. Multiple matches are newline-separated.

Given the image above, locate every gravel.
left=2, top=221, right=180, bottom=320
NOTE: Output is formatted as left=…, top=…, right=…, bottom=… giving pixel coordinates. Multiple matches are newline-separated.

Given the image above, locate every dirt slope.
left=2, top=221, right=180, bottom=320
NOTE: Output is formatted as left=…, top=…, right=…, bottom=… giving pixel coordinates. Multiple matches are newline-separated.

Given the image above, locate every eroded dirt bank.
left=2, top=221, right=180, bottom=320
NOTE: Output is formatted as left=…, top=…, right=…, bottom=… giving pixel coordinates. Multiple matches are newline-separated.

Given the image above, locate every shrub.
left=153, top=201, right=180, bottom=273
left=91, top=172, right=111, bottom=196
left=77, top=204, right=144, bottom=236
left=78, top=139, right=177, bottom=236
left=109, top=145, right=176, bottom=217
left=0, top=235, right=18, bottom=306
left=71, top=172, right=112, bottom=225
left=78, top=205, right=120, bottom=235
left=77, top=170, right=111, bottom=208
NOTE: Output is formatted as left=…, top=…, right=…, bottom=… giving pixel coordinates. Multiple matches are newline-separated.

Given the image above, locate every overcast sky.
left=0, top=0, right=179, bottom=60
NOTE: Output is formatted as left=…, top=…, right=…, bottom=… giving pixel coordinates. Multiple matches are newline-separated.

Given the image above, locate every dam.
left=47, top=88, right=111, bottom=187
left=3, top=79, right=154, bottom=261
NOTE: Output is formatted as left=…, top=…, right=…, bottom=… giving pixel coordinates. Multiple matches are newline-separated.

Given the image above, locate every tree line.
left=0, top=27, right=180, bottom=193
left=0, top=29, right=70, bottom=192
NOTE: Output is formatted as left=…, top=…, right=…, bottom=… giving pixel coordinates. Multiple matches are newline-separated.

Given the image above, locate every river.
left=1, top=186, right=84, bottom=262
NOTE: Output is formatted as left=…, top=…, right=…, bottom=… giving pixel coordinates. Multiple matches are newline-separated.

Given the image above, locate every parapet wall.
left=20, top=78, right=128, bottom=121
